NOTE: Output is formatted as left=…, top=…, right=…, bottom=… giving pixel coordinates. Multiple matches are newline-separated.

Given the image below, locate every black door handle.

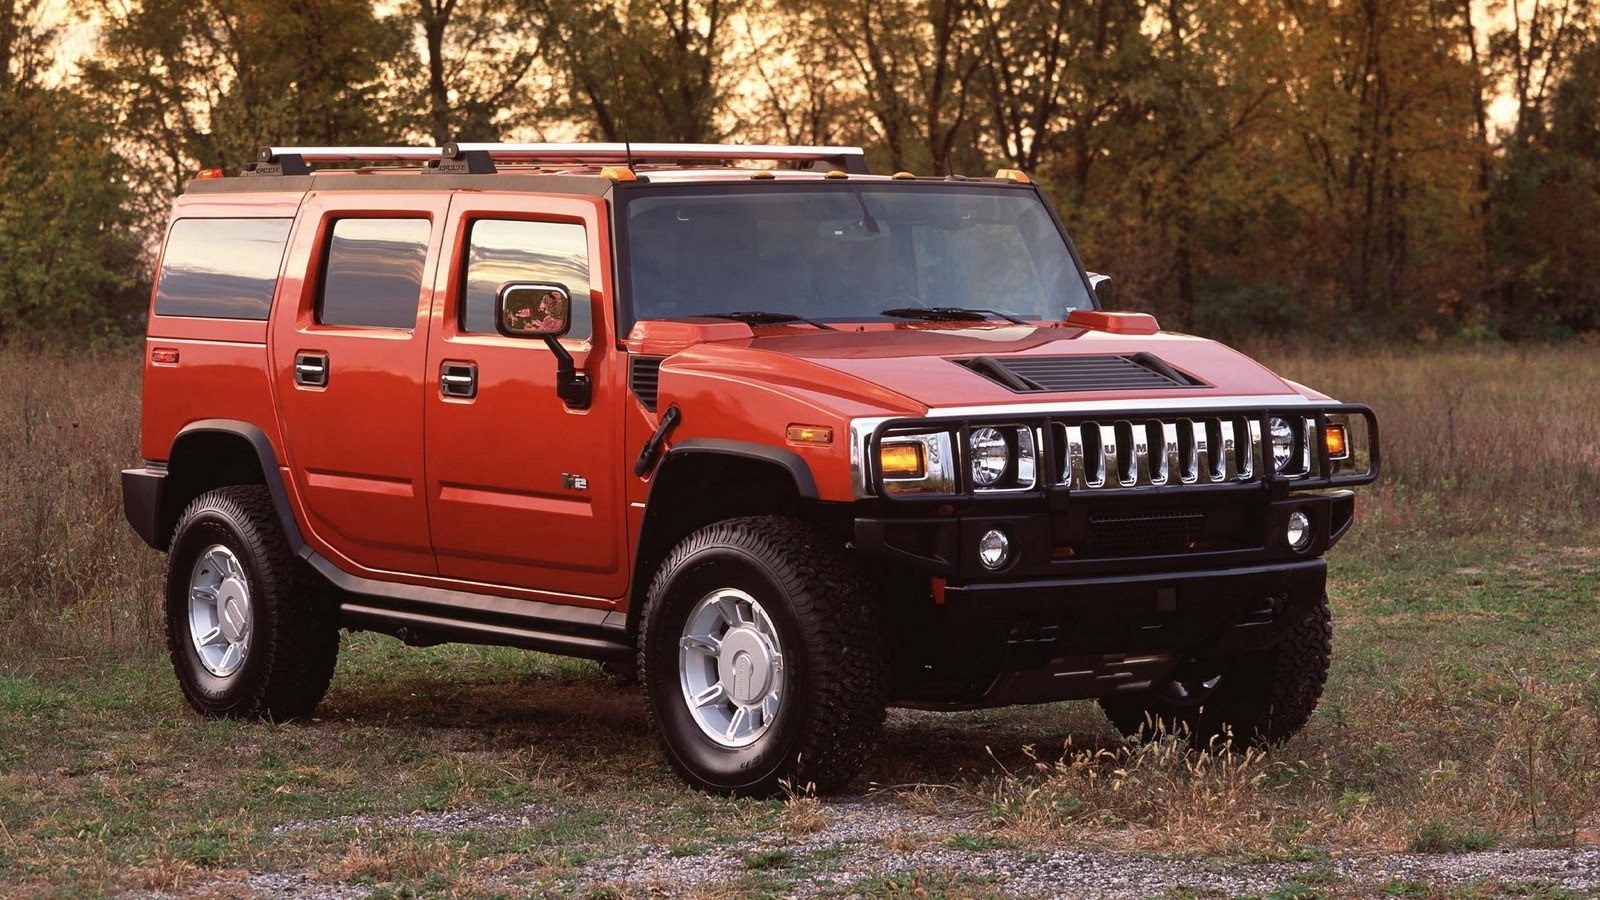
left=440, top=361, right=477, bottom=399
left=294, top=352, right=328, bottom=387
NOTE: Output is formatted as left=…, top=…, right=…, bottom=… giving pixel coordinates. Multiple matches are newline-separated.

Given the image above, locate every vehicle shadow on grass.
left=309, top=646, right=1126, bottom=795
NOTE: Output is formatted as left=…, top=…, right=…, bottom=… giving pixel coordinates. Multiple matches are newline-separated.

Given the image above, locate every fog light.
left=978, top=528, right=1010, bottom=570
left=1286, top=510, right=1312, bottom=551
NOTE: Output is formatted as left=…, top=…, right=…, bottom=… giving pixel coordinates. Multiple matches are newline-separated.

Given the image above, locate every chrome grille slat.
left=1051, top=413, right=1314, bottom=490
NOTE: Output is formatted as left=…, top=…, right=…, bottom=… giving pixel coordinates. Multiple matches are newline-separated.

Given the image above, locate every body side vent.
left=630, top=356, right=663, bottom=411
left=954, top=353, right=1208, bottom=393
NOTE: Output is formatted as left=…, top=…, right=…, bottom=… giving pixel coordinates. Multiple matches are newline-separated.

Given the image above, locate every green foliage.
left=542, top=0, right=734, bottom=143
left=0, top=90, right=144, bottom=342
left=78, top=0, right=415, bottom=188
left=1409, top=819, right=1500, bottom=854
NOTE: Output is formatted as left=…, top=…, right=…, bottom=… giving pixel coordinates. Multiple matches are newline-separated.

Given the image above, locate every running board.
left=308, top=553, right=633, bottom=662
left=341, top=603, right=633, bottom=662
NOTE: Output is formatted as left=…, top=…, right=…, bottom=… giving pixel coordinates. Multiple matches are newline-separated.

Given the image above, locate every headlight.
left=970, top=427, right=1010, bottom=486
left=1268, top=416, right=1295, bottom=472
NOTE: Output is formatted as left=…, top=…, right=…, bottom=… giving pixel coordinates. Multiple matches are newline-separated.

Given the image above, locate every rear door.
left=423, top=193, right=628, bottom=601
left=272, top=191, right=451, bottom=575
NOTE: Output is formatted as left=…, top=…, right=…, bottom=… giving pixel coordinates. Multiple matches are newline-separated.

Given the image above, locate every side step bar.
left=308, top=554, right=634, bottom=663
left=340, top=603, right=633, bottom=662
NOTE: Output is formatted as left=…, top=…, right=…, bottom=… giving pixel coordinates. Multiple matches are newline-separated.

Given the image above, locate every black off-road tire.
left=1099, top=594, right=1332, bottom=749
left=638, top=516, right=888, bottom=796
left=164, top=486, right=340, bottom=721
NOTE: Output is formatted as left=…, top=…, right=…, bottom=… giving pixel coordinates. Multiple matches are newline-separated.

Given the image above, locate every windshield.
left=621, top=183, right=1093, bottom=326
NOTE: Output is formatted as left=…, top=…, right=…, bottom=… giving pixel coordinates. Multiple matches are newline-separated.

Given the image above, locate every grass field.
left=1, top=344, right=1597, bottom=896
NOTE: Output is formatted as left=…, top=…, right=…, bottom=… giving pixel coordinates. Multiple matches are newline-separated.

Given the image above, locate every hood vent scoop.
left=954, top=353, right=1208, bottom=393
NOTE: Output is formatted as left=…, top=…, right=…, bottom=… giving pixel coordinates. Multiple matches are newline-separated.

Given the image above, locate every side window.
left=154, top=218, right=293, bottom=320
left=461, top=219, right=592, bottom=340
left=317, top=218, right=431, bottom=329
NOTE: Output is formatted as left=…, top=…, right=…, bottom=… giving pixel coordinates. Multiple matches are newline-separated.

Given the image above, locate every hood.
left=643, top=319, right=1315, bottom=415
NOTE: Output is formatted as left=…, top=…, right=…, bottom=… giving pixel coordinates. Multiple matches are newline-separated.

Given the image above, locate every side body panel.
left=141, top=193, right=303, bottom=470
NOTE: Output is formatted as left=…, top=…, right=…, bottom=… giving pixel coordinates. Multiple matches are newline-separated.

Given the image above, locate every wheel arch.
left=156, top=420, right=305, bottom=555
left=625, top=440, right=820, bottom=639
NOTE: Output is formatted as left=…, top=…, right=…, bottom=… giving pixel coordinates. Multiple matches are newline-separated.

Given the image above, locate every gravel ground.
left=169, top=798, right=1600, bottom=898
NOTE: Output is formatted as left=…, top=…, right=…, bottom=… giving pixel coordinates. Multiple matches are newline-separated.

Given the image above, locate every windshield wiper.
left=693, top=310, right=838, bottom=331
left=880, top=307, right=1029, bottom=325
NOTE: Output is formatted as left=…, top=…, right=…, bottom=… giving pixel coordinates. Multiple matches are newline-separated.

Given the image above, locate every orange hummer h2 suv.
left=122, top=142, right=1379, bottom=795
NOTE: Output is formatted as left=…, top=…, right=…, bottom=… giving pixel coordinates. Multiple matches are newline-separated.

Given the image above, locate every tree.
left=0, top=0, right=145, bottom=342
left=80, top=0, right=415, bottom=199
left=542, top=0, right=736, bottom=143
left=413, top=0, right=548, bottom=144
left=784, top=0, right=986, bottom=174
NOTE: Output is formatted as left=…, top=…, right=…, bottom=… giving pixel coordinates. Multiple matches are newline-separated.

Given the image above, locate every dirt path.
left=177, top=798, right=1600, bottom=898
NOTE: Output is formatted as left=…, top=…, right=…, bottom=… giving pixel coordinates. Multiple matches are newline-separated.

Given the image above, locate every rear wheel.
left=1100, top=594, right=1332, bottom=748
left=638, top=516, right=887, bottom=796
left=164, top=486, right=339, bottom=720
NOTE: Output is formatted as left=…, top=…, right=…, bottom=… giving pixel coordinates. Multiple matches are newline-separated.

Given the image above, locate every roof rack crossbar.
left=253, top=142, right=872, bottom=175
left=444, top=142, right=869, bottom=174
left=257, top=146, right=444, bottom=163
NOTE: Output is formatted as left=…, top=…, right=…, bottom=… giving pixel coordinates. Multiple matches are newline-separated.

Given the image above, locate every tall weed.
left=0, top=348, right=159, bottom=666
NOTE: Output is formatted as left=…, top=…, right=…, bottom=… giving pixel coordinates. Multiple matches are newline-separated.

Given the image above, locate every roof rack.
left=249, top=142, right=871, bottom=177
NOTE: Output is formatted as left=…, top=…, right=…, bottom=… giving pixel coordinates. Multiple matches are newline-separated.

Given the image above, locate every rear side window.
left=318, top=218, right=431, bottom=329
left=154, top=218, right=292, bottom=320
left=461, top=219, right=592, bottom=340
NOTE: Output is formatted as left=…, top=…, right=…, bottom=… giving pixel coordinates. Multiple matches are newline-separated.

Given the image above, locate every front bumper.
left=855, top=490, right=1355, bottom=581
left=889, top=558, right=1328, bottom=708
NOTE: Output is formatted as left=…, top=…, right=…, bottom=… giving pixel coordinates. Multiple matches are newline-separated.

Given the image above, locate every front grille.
left=1083, top=510, right=1206, bottom=555
left=1055, top=416, right=1262, bottom=489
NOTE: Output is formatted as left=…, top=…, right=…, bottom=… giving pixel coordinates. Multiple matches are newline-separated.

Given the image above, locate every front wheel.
left=638, top=516, right=887, bottom=796
left=164, top=486, right=339, bottom=720
left=1099, top=594, right=1333, bottom=749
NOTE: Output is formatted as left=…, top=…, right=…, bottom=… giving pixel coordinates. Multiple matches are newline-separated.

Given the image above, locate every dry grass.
left=1259, top=343, right=1600, bottom=537
left=778, top=790, right=831, bottom=836
left=0, top=346, right=159, bottom=665
left=982, top=668, right=1600, bottom=855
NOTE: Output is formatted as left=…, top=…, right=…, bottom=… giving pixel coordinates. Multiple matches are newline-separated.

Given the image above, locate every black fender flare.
left=657, top=439, right=819, bottom=500
left=159, top=419, right=306, bottom=555
left=624, top=439, right=819, bottom=637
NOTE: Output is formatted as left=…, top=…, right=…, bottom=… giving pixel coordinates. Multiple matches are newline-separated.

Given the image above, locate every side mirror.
left=1087, top=272, right=1115, bottom=308
left=492, top=282, right=590, bottom=409
left=495, top=283, right=571, bottom=338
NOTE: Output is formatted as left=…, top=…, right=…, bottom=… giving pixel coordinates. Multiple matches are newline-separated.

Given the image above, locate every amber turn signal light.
left=1324, top=423, right=1349, bottom=460
left=879, top=443, right=925, bottom=478
left=785, top=424, right=833, bottom=445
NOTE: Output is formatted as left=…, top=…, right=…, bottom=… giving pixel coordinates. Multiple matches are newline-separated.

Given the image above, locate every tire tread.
left=637, top=515, right=888, bottom=795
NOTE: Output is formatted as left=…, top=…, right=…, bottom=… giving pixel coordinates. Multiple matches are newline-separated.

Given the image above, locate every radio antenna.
left=604, top=37, right=636, bottom=173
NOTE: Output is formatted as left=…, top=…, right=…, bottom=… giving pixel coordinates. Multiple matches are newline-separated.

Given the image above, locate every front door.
left=423, top=194, right=627, bottom=601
